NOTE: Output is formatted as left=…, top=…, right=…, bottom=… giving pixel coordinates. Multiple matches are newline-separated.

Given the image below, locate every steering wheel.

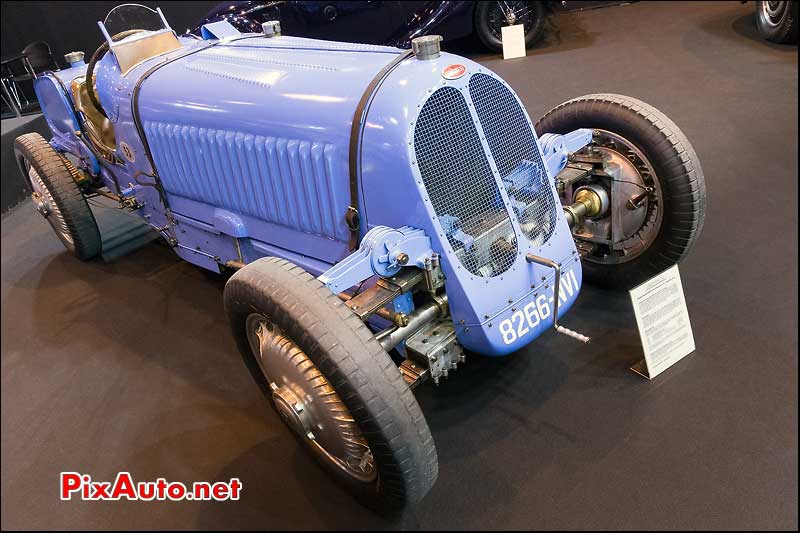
left=85, top=29, right=147, bottom=117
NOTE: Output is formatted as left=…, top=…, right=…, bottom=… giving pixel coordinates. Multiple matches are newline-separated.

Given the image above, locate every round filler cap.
left=262, top=20, right=281, bottom=37
left=412, top=35, right=443, bottom=60
left=64, top=51, right=85, bottom=65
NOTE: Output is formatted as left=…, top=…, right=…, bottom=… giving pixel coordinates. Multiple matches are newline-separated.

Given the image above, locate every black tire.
left=536, top=94, right=706, bottom=289
left=756, top=1, right=798, bottom=43
left=14, top=133, right=101, bottom=260
left=224, top=257, right=438, bottom=509
left=474, top=1, right=547, bottom=53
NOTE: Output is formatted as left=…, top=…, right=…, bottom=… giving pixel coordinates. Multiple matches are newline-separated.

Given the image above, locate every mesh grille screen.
left=469, top=73, right=557, bottom=247
left=413, top=86, right=516, bottom=278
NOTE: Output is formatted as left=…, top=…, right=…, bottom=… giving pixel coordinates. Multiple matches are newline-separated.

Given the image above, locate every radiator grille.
left=413, top=86, right=517, bottom=278
left=469, top=73, right=557, bottom=247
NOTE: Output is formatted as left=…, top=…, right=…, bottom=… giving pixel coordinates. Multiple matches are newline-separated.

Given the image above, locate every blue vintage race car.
left=15, top=4, right=706, bottom=508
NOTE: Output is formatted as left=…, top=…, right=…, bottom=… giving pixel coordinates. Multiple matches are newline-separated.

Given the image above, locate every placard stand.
left=627, top=265, right=695, bottom=381
left=629, top=358, right=651, bottom=380
left=501, top=24, right=526, bottom=59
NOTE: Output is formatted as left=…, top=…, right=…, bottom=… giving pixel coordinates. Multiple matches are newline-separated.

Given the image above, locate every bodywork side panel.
left=136, top=36, right=401, bottom=266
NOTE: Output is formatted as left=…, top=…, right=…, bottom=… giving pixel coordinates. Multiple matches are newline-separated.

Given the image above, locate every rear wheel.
left=224, top=257, right=438, bottom=509
left=13, top=133, right=101, bottom=260
left=474, top=1, right=547, bottom=53
left=756, top=1, right=798, bottom=43
left=536, top=94, right=706, bottom=289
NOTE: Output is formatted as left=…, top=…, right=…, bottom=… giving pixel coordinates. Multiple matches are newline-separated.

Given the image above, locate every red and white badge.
left=441, top=64, right=467, bottom=80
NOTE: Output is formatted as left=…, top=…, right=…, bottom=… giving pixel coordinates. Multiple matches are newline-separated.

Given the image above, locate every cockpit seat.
left=70, top=76, right=117, bottom=159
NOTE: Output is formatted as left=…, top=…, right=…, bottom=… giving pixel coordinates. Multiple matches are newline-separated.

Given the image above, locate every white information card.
left=501, top=24, right=526, bottom=60
left=629, top=265, right=696, bottom=379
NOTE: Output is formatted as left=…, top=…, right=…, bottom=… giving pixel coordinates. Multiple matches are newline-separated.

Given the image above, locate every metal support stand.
left=1, top=78, right=22, bottom=117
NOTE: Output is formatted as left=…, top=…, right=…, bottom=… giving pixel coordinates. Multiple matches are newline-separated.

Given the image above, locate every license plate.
left=498, top=268, right=579, bottom=345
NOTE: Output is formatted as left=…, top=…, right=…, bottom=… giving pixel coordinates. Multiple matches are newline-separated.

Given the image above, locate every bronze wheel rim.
left=245, top=313, right=377, bottom=483
left=23, top=157, right=73, bottom=245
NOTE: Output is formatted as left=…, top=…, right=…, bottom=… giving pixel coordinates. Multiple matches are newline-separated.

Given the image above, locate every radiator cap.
left=412, top=35, right=442, bottom=60
left=262, top=20, right=281, bottom=37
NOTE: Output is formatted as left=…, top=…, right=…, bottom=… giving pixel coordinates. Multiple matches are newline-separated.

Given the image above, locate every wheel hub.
left=31, top=191, right=50, bottom=218
left=488, top=1, right=536, bottom=39
left=573, top=130, right=663, bottom=265
left=271, top=385, right=315, bottom=440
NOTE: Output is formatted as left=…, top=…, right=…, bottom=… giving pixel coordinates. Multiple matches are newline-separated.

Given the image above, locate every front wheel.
left=14, top=133, right=101, bottom=260
left=474, top=1, right=547, bottom=53
left=536, top=94, right=707, bottom=289
left=224, top=257, right=438, bottom=509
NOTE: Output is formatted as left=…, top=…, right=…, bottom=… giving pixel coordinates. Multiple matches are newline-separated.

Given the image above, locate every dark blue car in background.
left=195, top=1, right=558, bottom=52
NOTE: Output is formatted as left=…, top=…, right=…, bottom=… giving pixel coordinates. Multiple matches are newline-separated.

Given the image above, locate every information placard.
left=629, top=265, right=695, bottom=379
left=501, top=24, right=526, bottom=60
